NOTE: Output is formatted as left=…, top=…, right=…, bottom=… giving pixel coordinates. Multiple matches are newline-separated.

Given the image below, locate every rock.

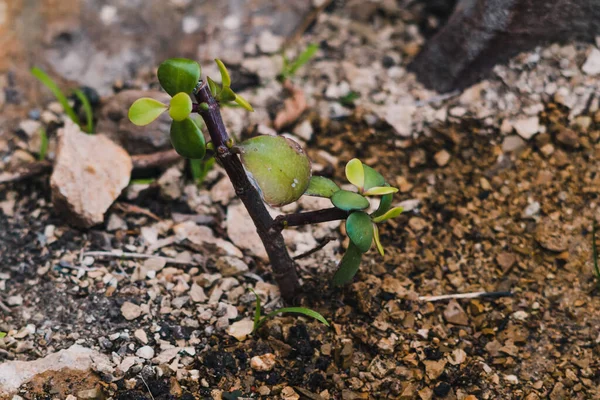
left=281, top=386, right=300, bottom=400
left=77, top=388, right=104, bottom=400
left=227, top=319, right=254, bottom=341
left=190, top=283, right=208, bottom=303
left=434, top=150, right=451, bottom=167
left=513, top=117, right=540, bottom=139
left=582, top=48, right=600, bottom=75
left=158, top=166, right=183, bottom=200
left=250, top=353, right=277, bottom=371
left=496, top=252, right=516, bottom=272
left=257, top=30, right=283, bottom=53
left=152, top=348, right=183, bottom=365
left=134, top=329, right=148, bottom=344
left=136, top=346, right=155, bottom=360
left=18, top=119, right=41, bottom=137
left=173, top=221, right=243, bottom=258
left=0, top=345, right=110, bottom=395
left=408, top=217, right=427, bottom=232
left=381, top=103, right=416, bottom=137
left=226, top=202, right=268, bottom=260
left=502, top=135, right=526, bottom=153
left=293, top=120, right=314, bottom=141
left=121, top=302, right=142, bottom=320
left=96, top=90, right=172, bottom=154
left=7, top=295, right=23, bottom=306
left=106, top=214, right=127, bottom=232
left=424, top=359, right=447, bottom=380
left=535, top=218, right=569, bottom=252
left=443, top=300, right=469, bottom=326
left=210, top=177, right=236, bottom=205
left=556, top=127, right=580, bottom=148
left=50, top=120, right=132, bottom=228
left=216, top=256, right=249, bottom=276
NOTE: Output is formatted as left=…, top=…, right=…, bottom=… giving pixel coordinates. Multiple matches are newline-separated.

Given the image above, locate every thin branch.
left=131, top=149, right=181, bottom=170
left=293, top=236, right=336, bottom=260
left=418, top=291, right=513, bottom=302
left=273, top=207, right=348, bottom=231
left=81, top=251, right=196, bottom=266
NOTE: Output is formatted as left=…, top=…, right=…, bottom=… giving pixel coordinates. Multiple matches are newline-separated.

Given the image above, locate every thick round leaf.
left=304, top=176, right=340, bottom=198
left=372, top=206, right=404, bottom=223
left=363, top=164, right=385, bottom=190
left=331, top=190, right=369, bottom=211
left=373, top=224, right=384, bottom=256
left=238, top=135, right=311, bottom=207
left=128, top=97, right=167, bottom=126
left=158, top=58, right=201, bottom=97
left=346, top=212, right=373, bottom=253
left=345, top=158, right=364, bottom=189
left=363, top=186, right=399, bottom=196
left=372, top=192, right=393, bottom=218
left=332, top=243, right=362, bottom=286
left=169, top=92, right=193, bottom=121
left=170, top=117, right=206, bottom=159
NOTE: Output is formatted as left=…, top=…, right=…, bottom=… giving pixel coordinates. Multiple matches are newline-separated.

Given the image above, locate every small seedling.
left=127, top=57, right=404, bottom=300
left=38, top=128, right=48, bottom=161
left=338, top=91, right=360, bottom=107
left=250, top=290, right=329, bottom=332
left=278, top=43, right=319, bottom=82
left=593, top=221, right=600, bottom=288
left=31, top=67, right=95, bottom=133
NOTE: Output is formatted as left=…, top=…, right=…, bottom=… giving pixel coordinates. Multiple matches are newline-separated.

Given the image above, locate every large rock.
left=0, top=344, right=111, bottom=395
left=96, top=90, right=172, bottom=154
left=51, top=120, right=132, bottom=228
left=410, top=0, right=600, bottom=92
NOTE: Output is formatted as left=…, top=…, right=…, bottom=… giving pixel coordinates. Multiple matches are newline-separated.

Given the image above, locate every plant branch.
left=273, top=207, right=348, bottom=231
left=194, top=82, right=300, bottom=300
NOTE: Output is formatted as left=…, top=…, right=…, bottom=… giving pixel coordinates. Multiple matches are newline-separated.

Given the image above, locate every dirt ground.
left=1, top=1, right=600, bottom=399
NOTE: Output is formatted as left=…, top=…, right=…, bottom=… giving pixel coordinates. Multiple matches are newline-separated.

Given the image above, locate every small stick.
left=418, top=291, right=512, bottom=302
left=293, top=236, right=336, bottom=260
left=81, top=251, right=196, bottom=266
left=139, top=374, right=156, bottom=400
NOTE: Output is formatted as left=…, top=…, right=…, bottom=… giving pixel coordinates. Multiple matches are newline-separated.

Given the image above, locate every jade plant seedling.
left=128, top=57, right=404, bottom=301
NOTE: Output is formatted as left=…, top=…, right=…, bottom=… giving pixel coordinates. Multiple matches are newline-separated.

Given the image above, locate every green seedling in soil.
left=0, top=332, right=6, bottom=339
left=593, top=221, right=600, bottom=288
left=278, top=43, right=319, bottom=82
left=338, top=91, right=360, bottom=107
left=250, top=290, right=329, bottom=332
left=31, top=67, right=95, bottom=133
left=127, top=57, right=404, bottom=301
left=38, top=128, right=48, bottom=161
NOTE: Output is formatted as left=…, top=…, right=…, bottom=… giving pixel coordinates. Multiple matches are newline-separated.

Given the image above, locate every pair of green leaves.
left=303, top=159, right=404, bottom=286
left=128, top=58, right=206, bottom=159
left=207, top=60, right=254, bottom=111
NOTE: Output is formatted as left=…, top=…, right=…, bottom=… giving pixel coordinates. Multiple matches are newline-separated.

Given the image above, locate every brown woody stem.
left=194, top=82, right=302, bottom=299
left=273, top=207, right=348, bottom=230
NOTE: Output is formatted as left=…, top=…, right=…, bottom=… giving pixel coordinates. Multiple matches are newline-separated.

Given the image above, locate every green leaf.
left=234, top=93, right=254, bottom=112
left=331, top=190, right=369, bottom=211
left=286, top=43, right=319, bottom=76
left=363, top=165, right=385, bottom=190
left=31, top=67, right=80, bottom=126
left=264, top=307, right=329, bottom=327
left=0, top=332, right=5, bottom=339
left=372, top=206, right=404, bottom=223
left=215, top=59, right=231, bottom=88
left=345, top=158, right=364, bottom=189
left=238, top=135, right=311, bottom=206
left=332, top=243, right=362, bottom=286
left=73, top=89, right=94, bottom=133
left=38, top=128, right=48, bottom=161
left=190, top=157, right=215, bottom=185
left=157, top=58, right=201, bottom=97
left=372, top=189, right=393, bottom=218
left=218, top=87, right=237, bottom=103
left=363, top=186, right=399, bottom=196
left=169, top=92, right=193, bottom=121
left=207, top=77, right=220, bottom=97
left=170, top=117, right=206, bottom=159
left=304, top=176, right=340, bottom=198
left=128, top=97, right=168, bottom=126
left=346, top=211, right=373, bottom=253
left=250, top=289, right=262, bottom=332
left=373, top=224, right=384, bottom=256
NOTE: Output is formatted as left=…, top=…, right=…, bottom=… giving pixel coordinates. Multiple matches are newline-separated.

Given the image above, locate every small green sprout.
left=303, top=158, right=403, bottom=285
left=38, top=128, right=48, bottom=161
left=0, top=332, right=6, bottom=339
left=279, top=43, right=319, bottom=82
left=31, top=67, right=95, bottom=133
left=250, top=289, right=329, bottom=332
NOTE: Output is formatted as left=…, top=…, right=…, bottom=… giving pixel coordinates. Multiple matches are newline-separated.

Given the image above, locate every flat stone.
left=226, top=202, right=268, bottom=260
left=582, top=48, right=600, bottom=75
left=190, top=283, right=208, bottom=303
left=216, top=256, right=249, bottom=276
left=227, top=319, right=254, bottom=341
left=0, top=345, right=110, bottom=395
left=513, top=116, right=540, bottom=139
left=121, top=301, right=142, bottom=320
left=136, top=346, right=155, bottom=360
left=50, top=120, right=132, bottom=228
left=502, top=135, right=526, bottom=153
left=381, top=103, right=416, bottom=137
left=250, top=353, right=277, bottom=371
left=443, top=300, right=469, bottom=326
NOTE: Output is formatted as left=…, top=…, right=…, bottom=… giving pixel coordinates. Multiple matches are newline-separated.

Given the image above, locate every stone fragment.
left=50, top=121, right=132, bottom=228
left=496, top=252, right=516, bottom=271
left=216, top=256, right=249, bottom=276
left=434, top=150, right=451, bottom=167
left=226, top=202, right=268, bottom=259
left=535, top=218, right=569, bottom=252
left=443, top=300, right=469, bottom=326
left=382, top=103, right=416, bottom=137
left=424, top=359, right=447, bottom=380
left=502, top=135, right=526, bottom=153
left=190, top=283, right=208, bottom=303
left=227, top=319, right=254, bottom=341
left=250, top=353, right=277, bottom=371
left=210, top=177, right=236, bottom=205
left=134, top=329, right=148, bottom=344
left=158, top=166, right=183, bottom=200
left=76, top=388, right=104, bottom=400
left=257, top=31, right=283, bottom=54
left=121, top=302, right=142, bottom=320
left=7, top=295, right=23, bottom=306
left=136, top=346, right=155, bottom=360
left=582, top=48, right=600, bottom=75
left=513, top=117, right=540, bottom=139
left=0, top=345, right=110, bottom=395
